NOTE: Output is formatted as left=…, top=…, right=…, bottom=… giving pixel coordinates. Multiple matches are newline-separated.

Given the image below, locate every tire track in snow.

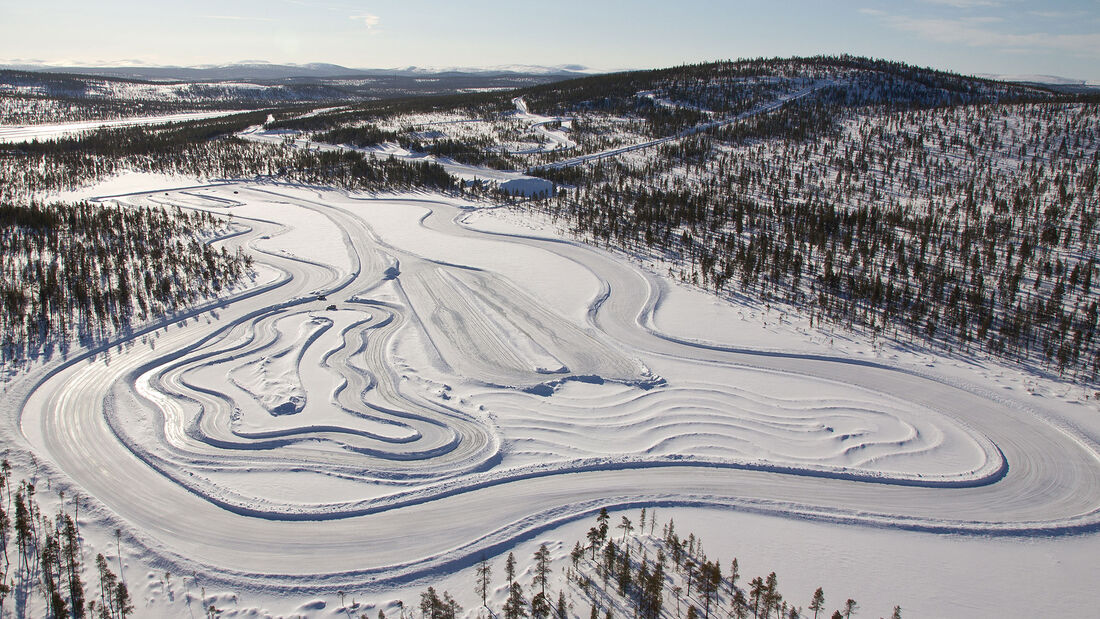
left=10, top=182, right=1100, bottom=593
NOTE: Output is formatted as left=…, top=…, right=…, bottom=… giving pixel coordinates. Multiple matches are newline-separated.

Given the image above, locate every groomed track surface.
left=13, top=182, right=1100, bottom=592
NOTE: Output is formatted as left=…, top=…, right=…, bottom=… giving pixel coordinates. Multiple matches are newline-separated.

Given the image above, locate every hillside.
left=1, top=55, right=1098, bottom=618
left=261, top=55, right=1097, bottom=383
left=0, top=65, right=576, bottom=126
left=2, top=56, right=1094, bottom=378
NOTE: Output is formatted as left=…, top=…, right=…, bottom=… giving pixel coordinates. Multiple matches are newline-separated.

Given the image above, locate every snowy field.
left=4, top=175, right=1100, bottom=618
left=0, top=110, right=247, bottom=143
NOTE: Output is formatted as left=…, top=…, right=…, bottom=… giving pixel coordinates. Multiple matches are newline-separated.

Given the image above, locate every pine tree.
left=0, top=474, right=9, bottom=617
left=808, top=588, right=825, bottom=619
left=749, top=577, right=765, bottom=619
left=61, top=514, right=85, bottom=618
left=728, top=558, right=740, bottom=596
left=115, top=581, right=133, bottom=618
left=114, top=529, right=124, bottom=590
left=95, top=554, right=117, bottom=618
left=762, top=572, right=780, bottom=619
left=618, top=516, right=633, bottom=543
left=587, top=528, right=602, bottom=559
left=420, top=587, right=439, bottom=619
left=571, top=542, right=585, bottom=569
left=533, top=544, right=551, bottom=597
left=531, top=592, right=551, bottom=619
left=615, top=548, right=631, bottom=595
left=504, top=582, right=528, bottom=619
left=731, top=589, right=748, bottom=619
left=41, top=528, right=69, bottom=619
left=596, top=509, right=610, bottom=545
left=699, top=561, right=722, bottom=619
left=506, top=552, right=517, bottom=588
left=475, top=556, right=492, bottom=609
left=14, top=487, right=30, bottom=573
left=0, top=474, right=8, bottom=573
left=443, top=591, right=462, bottom=619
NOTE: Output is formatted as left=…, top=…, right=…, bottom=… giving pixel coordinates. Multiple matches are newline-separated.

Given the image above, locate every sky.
left=3, top=0, right=1100, bottom=82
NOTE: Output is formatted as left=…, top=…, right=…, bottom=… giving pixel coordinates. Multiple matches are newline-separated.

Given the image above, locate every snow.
left=3, top=176, right=1099, bottom=618
left=499, top=176, right=555, bottom=196
left=395, top=64, right=593, bottom=75
left=531, top=83, right=824, bottom=171
left=0, top=110, right=250, bottom=143
left=240, top=127, right=557, bottom=197
left=511, top=96, right=577, bottom=153
left=977, top=73, right=1100, bottom=87
left=46, top=170, right=228, bottom=202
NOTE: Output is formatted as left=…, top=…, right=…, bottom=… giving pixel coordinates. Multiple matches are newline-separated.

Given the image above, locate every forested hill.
left=2, top=55, right=1094, bottom=382
left=518, top=58, right=1098, bottom=384
left=0, top=66, right=575, bottom=126
left=244, top=57, right=1098, bottom=384
left=520, top=55, right=1056, bottom=116
left=279, top=55, right=1066, bottom=168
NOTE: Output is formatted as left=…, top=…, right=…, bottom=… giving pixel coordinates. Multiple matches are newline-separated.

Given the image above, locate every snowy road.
left=12, top=182, right=1100, bottom=592
left=511, top=96, right=576, bottom=153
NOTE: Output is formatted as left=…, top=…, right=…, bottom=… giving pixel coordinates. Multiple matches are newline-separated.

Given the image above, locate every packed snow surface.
left=7, top=179, right=1100, bottom=616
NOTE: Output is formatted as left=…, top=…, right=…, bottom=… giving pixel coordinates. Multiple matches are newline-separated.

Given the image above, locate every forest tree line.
left=0, top=460, right=134, bottom=618
left=284, top=55, right=1070, bottom=179
left=529, top=101, right=1100, bottom=383
left=385, top=508, right=895, bottom=619
left=0, top=200, right=251, bottom=365
left=0, top=110, right=461, bottom=368
left=0, top=111, right=457, bottom=204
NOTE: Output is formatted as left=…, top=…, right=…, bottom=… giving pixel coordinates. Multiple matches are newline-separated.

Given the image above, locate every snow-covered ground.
left=241, top=123, right=555, bottom=196
left=510, top=96, right=576, bottom=153
left=530, top=83, right=823, bottom=171
left=3, top=174, right=1099, bottom=618
left=0, top=109, right=248, bottom=143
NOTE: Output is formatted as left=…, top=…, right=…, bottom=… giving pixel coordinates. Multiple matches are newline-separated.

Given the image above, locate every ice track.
left=13, top=181, right=1100, bottom=590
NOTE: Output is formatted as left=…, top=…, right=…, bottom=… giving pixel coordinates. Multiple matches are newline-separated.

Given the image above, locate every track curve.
left=13, top=182, right=1100, bottom=592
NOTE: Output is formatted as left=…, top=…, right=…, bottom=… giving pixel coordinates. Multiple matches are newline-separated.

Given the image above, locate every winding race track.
left=12, top=182, right=1100, bottom=591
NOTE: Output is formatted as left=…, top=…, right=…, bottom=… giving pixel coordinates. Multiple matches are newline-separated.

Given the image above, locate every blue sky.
left=3, top=0, right=1099, bottom=81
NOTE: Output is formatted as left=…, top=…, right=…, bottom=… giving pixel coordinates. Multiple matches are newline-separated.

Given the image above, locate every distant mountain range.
left=0, top=62, right=594, bottom=83
left=977, top=73, right=1100, bottom=94
left=0, top=62, right=593, bottom=107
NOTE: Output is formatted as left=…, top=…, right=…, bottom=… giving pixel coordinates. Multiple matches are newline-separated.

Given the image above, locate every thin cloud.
left=350, top=13, right=381, bottom=29
left=1028, top=10, right=1086, bottom=19
left=879, top=15, right=1100, bottom=55
left=921, top=0, right=1003, bottom=7
left=206, top=15, right=276, bottom=22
